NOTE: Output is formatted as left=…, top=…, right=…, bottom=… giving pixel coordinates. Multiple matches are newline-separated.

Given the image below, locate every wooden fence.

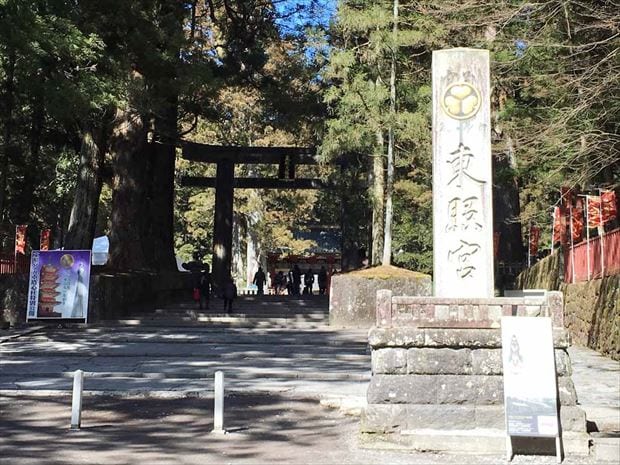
left=565, top=227, right=620, bottom=282
left=0, top=252, right=30, bottom=275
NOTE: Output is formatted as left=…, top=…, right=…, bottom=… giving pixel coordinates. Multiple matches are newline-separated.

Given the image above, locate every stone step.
left=1, top=368, right=370, bottom=382
left=0, top=372, right=370, bottom=398
left=153, top=307, right=329, bottom=315
left=0, top=356, right=370, bottom=375
left=0, top=342, right=369, bottom=357
left=590, top=433, right=620, bottom=463
left=107, top=318, right=332, bottom=329
left=141, top=312, right=329, bottom=321
left=19, top=331, right=369, bottom=347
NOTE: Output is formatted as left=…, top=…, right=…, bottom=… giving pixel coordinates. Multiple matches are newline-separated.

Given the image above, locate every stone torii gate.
left=180, top=142, right=333, bottom=291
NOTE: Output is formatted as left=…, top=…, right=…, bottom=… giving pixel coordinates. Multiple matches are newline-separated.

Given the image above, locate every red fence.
left=565, top=227, right=620, bottom=283
left=0, top=253, right=30, bottom=275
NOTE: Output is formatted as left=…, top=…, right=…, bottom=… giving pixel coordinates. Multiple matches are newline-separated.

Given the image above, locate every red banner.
left=40, top=229, right=51, bottom=251
left=529, top=225, right=541, bottom=257
left=601, top=190, right=617, bottom=224
left=587, top=196, right=602, bottom=229
left=552, top=207, right=561, bottom=244
left=493, top=231, right=501, bottom=258
left=571, top=199, right=584, bottom=241
left=15, top=225, right=27, bottom=255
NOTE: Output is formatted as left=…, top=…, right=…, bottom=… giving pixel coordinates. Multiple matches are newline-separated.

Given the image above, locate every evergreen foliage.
left=0, top=0, right=617, bottom=273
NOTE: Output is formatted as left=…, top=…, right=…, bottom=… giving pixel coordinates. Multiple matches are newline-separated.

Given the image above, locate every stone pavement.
left=0, top=296, right=369, bottom=405
left=0, top=394, right=599, bottom=465
left=0, top=295, right=618, bottom=463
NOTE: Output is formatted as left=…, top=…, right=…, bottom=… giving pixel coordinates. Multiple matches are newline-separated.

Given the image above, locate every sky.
left=274, top=0, right=337, bottom=35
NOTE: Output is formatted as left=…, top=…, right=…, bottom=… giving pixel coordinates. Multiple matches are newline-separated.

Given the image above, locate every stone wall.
left=89, top=271, right=194, bottom=321
left=329, top=265, right=432, bottom=327
left=516, top=251, right=562, bottom=291
left=562, top=275, right=619, bottom=360
left=0, top=270, right=194, bottom=326
left=516, top=252, right=619, bottom=360
left=0, top=274, right=28, bottom=326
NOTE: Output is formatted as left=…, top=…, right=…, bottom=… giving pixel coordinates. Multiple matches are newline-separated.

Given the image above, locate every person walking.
left=292, top=264, right=302, bottom=295
left=199, top=266, right=211, bottom=309
left=303, top=268, right=315, bottom=295
left=287, top=267, right=293, bottom=294
left=182, top=253, right=207, bottom=307
left=222, top=277, right=237, bottom=314
left=318, top=266, right=328, bottom=295
left=253, top=266, right=266, bottom=295
left=275, top=271, right=287, bottom=295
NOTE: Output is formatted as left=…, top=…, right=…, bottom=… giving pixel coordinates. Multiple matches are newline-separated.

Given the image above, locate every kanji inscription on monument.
left=432, top=48, right=494, bottom=297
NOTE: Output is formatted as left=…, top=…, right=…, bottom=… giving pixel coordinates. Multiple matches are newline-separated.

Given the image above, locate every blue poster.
left=26, top=250, right=92, bottom=321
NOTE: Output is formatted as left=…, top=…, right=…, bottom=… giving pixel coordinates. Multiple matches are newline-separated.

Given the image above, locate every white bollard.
left=212, top=371, right=225, bottom=434
left=70, top=369, right=84, bottom=430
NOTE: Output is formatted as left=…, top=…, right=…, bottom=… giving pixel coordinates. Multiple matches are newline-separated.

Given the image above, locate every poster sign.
left=26, top=250, right=91, bottom=321
left=501, top=317, right=559, bottom=437
left=15, top=224, right=27, bottom=255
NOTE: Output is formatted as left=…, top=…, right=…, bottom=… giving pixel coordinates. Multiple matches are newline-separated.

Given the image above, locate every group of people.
left=253, top=264, right=329, bottom=296
left=184, top=253, right=331, bottom=313
left=183, top=254, right=237, bottom=313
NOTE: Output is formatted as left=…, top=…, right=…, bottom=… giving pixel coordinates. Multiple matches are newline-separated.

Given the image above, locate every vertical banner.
left=528, top=225, right=540, bottom=258
left=15, top=225, right=27, bottom=255
left=571, top=198, right=584, bottom=242
left=40, top=229, right=51, bottom=251
left=587, top=195, right=602, bottom=229
left=432, top=48, right=493, bottom=297
left=26, top=250, right=91, bottom=321
left=601, top=190, right=617, bottom=224
left=502, top=317, right=559, bottom=438
left=552, top=207, right=561, bottom=245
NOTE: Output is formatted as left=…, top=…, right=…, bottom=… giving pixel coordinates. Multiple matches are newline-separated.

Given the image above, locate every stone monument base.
left=360, top=428, right=589, bottom=456
left=362, top=292, right=589, bottom=456
left=329, top=266, right=431, bottom=327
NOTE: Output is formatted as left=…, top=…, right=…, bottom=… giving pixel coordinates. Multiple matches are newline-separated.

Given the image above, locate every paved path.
left=0, top=296, right=370, bottom=405
left=568, top=346, right=620, bottom=432
left=1, top=296, right=618, bottom=464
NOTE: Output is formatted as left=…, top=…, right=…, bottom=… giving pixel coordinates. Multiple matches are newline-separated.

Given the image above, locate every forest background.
left=0, top=0, right=618, bottom=281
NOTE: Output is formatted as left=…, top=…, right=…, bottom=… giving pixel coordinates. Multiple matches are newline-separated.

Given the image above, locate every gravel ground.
left=0, top=394, right=596, bottom=465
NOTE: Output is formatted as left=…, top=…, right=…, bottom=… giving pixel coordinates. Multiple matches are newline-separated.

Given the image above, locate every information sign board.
left=501, top=316, right=561, bottom=461
left=26, top=250, right=91, bottom=322
left=502, top=316, right=558, bottom=436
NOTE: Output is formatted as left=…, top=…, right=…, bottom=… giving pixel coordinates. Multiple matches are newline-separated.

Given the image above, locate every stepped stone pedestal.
left=360, top=290, right=589, bottom=455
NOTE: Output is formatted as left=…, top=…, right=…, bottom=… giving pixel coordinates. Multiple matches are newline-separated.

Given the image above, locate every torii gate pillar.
left=212, top=160, right=234, bottom=292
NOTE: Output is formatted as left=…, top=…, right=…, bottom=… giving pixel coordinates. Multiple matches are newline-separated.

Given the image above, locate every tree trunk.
left=493, top=136, right=524, bottom=264
left=17, top=90, right=45, bottom=224
left=144, top=141, right=177, bottom=270
left=371, top=129, right=385, bottom=265
left=142, top=0, right=184, bottom=271
left=0, top=50, right=16, bottom=222
left=108, top=104, right=149, bottom=270
left=64, top=123, right=107, bottom=250
left=382, top=0, right=398, bottom=266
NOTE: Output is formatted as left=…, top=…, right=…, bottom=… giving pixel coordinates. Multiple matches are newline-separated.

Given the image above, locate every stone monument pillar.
left=432, top=48, right=494, bottom=298
left=361, top=48, right=588, bottom=457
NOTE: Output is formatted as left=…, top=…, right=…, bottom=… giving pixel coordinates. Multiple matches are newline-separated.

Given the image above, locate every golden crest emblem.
left=441, top=82, right=481, bottom=120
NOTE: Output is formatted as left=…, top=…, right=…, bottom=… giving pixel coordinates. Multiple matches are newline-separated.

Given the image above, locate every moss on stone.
left=345, top=265, right=429, bottom=280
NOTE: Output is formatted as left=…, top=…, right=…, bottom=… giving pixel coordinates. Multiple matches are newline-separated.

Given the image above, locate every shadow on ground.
left=0, top=394, right=356, bottom=465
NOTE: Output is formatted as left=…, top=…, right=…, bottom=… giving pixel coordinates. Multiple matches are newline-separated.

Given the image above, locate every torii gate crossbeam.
left=180, top=142, right=338, bottom=291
